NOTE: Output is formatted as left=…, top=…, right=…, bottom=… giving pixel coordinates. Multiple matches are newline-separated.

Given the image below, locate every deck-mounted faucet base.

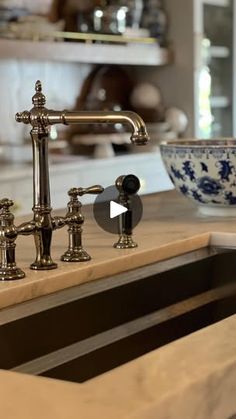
left=6, top=80, right=149, bottom=274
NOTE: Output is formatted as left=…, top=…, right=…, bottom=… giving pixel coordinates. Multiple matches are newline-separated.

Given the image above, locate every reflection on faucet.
left=12, top=81, right=149, bottom=273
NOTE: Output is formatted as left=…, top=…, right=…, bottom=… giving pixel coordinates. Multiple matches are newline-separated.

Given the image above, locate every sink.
left=0, top=247, right=236, bottom=383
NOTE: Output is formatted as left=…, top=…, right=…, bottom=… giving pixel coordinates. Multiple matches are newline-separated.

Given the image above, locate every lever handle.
left=0, top=198, right=25, bottom=281
left=15, top=111, right=31, bottom=125
left=61, top=185, right=104, bottom=263
left=68, top=185, right=104, bottom=198
left=80, top=185, right=104, bottom=196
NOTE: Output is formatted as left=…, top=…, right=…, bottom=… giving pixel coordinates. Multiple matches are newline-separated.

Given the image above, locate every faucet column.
left=30, top=126, right=57, bottom=270
left=16, top=81, right=57, bottom=270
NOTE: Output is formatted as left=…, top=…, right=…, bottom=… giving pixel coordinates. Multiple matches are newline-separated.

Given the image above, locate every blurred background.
left=0, top=0, right=234, bottom=213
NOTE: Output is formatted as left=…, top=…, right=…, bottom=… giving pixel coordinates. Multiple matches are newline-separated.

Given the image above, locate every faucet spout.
left=46, top=110, right=149, bottom=145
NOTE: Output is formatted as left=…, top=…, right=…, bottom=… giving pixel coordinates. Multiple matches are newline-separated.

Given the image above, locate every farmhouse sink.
left=0, top=247, right=236, bottom=383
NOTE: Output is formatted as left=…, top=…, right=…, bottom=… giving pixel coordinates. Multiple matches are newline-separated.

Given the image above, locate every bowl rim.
left=160, top=138, right=236, bottom=148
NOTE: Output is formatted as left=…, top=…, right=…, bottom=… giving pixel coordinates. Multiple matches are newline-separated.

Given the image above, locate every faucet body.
left=13, top=81, right=149, bottom=271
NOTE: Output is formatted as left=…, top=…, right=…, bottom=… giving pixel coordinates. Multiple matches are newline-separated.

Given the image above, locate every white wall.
left=0, top=60, right=91, bottom=144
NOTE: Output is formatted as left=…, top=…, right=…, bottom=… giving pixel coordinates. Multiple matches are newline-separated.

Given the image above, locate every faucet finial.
left=32, top=80, right=46, bottom=108
left=35, top=80, right=42, bottom=92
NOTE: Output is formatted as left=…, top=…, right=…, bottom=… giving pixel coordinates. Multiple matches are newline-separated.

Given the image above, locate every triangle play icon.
left=110, top=201, right=128, bottom=219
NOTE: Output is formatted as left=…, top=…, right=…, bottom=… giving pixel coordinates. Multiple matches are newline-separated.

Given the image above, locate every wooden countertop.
left=1, top=190, right=236, bottom=418
left=1, top=190, right=236, bottom=310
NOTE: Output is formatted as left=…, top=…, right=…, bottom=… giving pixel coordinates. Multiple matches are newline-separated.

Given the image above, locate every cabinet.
left=0, top=0, right=178, bottom=211
left=0, top=34, right=171, bottom=146
left=0, top=27, right=173, bottom=210
left=195, top=0, right=234, bottom=137
left=152, top=0, right=235, bottom=138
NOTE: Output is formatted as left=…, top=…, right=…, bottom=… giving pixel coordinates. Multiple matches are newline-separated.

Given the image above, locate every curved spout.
left=45, top=110, right=150, bottom=146
left=15, top=81, right=149, bottom=146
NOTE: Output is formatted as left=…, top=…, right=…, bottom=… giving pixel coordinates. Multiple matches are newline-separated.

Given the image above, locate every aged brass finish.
left=0, top=199, right=25, bottom=281
left=61, top=185, right=104, bottom=262
left=114, top=234, right=138, bottom=249
left=113, top=175, right=140, bottom=249
left=13, top=81, right=149, bottom=272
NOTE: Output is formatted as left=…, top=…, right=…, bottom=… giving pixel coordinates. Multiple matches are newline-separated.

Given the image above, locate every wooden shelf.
left=209, top=46, right=230, bottom=58
left=0, top=38, right=170, bottom=66
left=210, top=96, right=230, bottom=108
left=203, top=0, right=230, bottom=7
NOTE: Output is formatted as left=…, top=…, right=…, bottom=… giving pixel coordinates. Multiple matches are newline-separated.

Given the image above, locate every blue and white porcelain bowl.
left=160, top=139, right=236, bottom=216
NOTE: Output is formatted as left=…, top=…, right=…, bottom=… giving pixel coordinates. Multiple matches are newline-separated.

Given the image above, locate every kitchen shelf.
left=203, top=0, right=230, bottom=7
left=209, top=46, right=230, bottom=58
left=210, top=96, right=230, bottom=108
left=0, top=38, right=170, bottom=66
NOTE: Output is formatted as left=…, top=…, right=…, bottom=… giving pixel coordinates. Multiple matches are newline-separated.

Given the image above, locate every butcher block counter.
left=1, top=190, right=236, bottom=418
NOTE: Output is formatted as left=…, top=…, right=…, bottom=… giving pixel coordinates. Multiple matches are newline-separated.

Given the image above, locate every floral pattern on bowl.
left=160, top=140, right=236, bottom=216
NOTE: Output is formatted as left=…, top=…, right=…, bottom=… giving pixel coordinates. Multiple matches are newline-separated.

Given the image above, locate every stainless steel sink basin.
left=0, top=247, right=236, bottom=383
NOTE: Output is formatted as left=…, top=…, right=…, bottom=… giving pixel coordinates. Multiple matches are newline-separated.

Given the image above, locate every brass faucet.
left=0, top=81, right=149, bottom=279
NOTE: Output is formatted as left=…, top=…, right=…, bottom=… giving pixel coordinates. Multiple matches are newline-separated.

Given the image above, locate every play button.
left=110, top=201, right=128, bottom=219
left=93, top=184, right=143, bottom=235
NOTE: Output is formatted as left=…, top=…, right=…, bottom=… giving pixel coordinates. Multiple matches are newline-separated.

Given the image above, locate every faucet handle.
left=68, top=185, right=104, bottom=198
left=61, top=185, right=104, bottom=263
left=15, top=111, right=31, bottom=124
left=0, top=198, right=25, bottom=281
